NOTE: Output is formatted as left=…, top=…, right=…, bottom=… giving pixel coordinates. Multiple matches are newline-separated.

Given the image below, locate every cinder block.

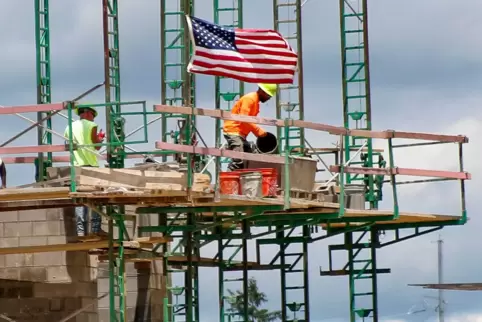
left=46, top=266, right=72, bottom=283
left=49, top=298, right=64, bottom=311
left=4, top=222, right=33, bottom=237
left=19, top=236, right=47, bottom=247
left=19, top=267, right=47, bottom=282
left=64, top=297, right=81, bottom=310
left=5, top=254, right=34, bottom=267
left=80, top=297, right=98, bottom=313
left=75, top=312, right=98, bottom=322
left=33, top=221, right=61, bottom=236
left=0, top=255, right=5, bottom=268
left=0, top=237, right=19, bottom=247
left=47, top=236, right=67, bottom=245
left=18, top=209, right=47, bottom=222
left=0, top=211, right=18, bottom=222
left=33, top=252, right=64, bottom=266
left=46, top=208, right=64, bottom=221
left=0, top=268, right=20, bottom=280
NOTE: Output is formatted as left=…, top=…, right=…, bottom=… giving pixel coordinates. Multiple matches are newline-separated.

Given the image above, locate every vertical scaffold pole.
left=160, top=1, right=199, bottom=321
left=213, top=1, right=246, bottom=321
left=102, top=1, right=127, bottom=321
left=34, top=0, right=53, bottom=182
left=273, top=0, right=305, bottom=153
left=339, top=1, right=380, bottom=320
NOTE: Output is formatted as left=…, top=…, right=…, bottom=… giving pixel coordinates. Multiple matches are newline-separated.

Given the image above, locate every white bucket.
left=240, top=171, right=263, bottom=198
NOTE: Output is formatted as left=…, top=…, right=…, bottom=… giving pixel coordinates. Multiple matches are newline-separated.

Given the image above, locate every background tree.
left=227, top=277, right=282, bottom=322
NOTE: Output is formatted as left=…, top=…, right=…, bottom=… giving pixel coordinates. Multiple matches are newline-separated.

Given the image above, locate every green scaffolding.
left=27, top=2, right=471, bottom=322
left=160, top=0, right=201, bottom=321
left=34, top=0, right=53, bottom=181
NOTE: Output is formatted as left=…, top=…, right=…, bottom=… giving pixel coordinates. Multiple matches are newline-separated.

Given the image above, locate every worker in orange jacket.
left=223, top=83, right=277, bottom=171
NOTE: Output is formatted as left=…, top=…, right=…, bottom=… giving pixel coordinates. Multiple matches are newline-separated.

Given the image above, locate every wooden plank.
left=0, top=103, right=66, bottom=114
left=0, top=187, right=70, bottom=201
left=330, top=165, right=471, bottom=180
left=154, top=105, right=468, bottom=143
left=0, top=236, right=172, bottom=255
left=0, top=144, right=70, bottom=155
left=155, top=141, right=286, bottom=164
left=2, top=154, right=147, bottom=164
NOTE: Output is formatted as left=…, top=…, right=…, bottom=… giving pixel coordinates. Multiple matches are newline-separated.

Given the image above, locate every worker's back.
left=223, top=92, right=260, bottom=138
left=64, top=119, right=98, bottom=167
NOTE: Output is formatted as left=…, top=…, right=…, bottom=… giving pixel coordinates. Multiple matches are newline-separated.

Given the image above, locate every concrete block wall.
left=0, top=206, right=168, bottom=322
left=0, top=207, right=98, bottom=322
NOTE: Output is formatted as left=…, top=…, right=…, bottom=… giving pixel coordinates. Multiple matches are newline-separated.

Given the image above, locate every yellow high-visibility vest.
left=64, top=119, right=99, bottom=167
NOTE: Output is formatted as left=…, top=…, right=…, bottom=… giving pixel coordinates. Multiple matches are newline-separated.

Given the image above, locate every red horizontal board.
left=330, top=165, right=471, bottom=180
left=0, top=103, right=66, bottom=115
left=153, top=104, right=468, bottom=143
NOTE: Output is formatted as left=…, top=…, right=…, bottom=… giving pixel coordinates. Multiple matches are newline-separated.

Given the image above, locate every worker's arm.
left=90, top=126, right=104, bottom=151
left=0, top=162, right=6, bottom=189
left=238, top=99, right=266, bottom=137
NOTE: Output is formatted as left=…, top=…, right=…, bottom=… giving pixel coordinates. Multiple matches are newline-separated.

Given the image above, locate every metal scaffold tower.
left=324, top=1, right=385, bottom=321
left=160, top=1, right=200, bottom=321
left=34, top=0, right=53, bottom=182
left=102, top=1, right=129, bottom=321
left=272, top=1, right=310, bottom=321
left=212, top=1, right=250, bottom=321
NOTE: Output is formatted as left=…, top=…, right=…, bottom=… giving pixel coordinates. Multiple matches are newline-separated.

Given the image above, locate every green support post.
left=160, top=1, right=199, bottom=321
left=34, top=0, right=53, bottom=182
left=273, top=0, right=305, bottom=154
left=276, top=226, right=310, bottom=322
left=214, top=0, right=244, bottom=164
left=102, top=1, right=127, bottom=321
left=338, top=1, right=383, bottom=320
left=160, top=0, right=197, bottom=165
left=217, top=212, right=249, bottom=322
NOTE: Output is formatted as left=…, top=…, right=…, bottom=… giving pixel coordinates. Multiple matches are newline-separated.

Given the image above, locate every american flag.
left=185, top=15, right=298, bottom=84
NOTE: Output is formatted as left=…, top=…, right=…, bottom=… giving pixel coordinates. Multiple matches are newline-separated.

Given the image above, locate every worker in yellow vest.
left=64, top=103, right=107, bottom=238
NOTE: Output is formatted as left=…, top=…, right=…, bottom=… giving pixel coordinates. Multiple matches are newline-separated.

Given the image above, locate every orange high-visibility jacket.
left=223, top=92, right=265, bottom=138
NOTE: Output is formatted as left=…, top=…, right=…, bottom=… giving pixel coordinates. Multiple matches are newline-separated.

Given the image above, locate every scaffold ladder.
left=273, top=0, right=305, bottom=154
left=34, top=0, right=53, bottom=181
left=258, top=226, right=310, bottom=321
left=339, top=0, right=387, bottom=206
left=102, top=1, right=128, bottom=321
left=161, top=0, right=196, bottom=164
left=218, top=229, right=247, bottom=322
left=214, top=0, right=244, bottom=161
left=165, top=217, right=200, bottom=322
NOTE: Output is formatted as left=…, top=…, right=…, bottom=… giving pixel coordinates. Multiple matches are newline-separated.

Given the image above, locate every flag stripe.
left=192, top=58, right=295, bottom=75
left=188, top=65, right=295, bottom=84
left=196, top=47, right=298, bottom=64
left=187, top=15, right=298, bottom=84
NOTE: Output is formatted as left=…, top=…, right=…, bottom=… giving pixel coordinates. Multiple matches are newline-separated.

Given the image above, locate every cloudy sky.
left=1, top=0, right=482, bottom=321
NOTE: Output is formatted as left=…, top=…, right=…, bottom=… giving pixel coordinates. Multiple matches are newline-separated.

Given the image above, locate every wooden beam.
left=154, top=104, right=468, bottom=143
left=1, top=154, right=148, bottom=164
left=0, top=103, right=66, bottom=115
left=0, top=236, right=172, bottom=255
left=330, top=165, right=471, bottom=180
left=0, top=144, right=69, bottom=155
left=155, top=141, right=286, bottom=164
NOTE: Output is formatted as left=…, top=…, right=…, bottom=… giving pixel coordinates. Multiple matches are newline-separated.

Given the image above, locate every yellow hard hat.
left=75, top=102, right=98, bottom=118
left=258, top=84, right=277, bottom=97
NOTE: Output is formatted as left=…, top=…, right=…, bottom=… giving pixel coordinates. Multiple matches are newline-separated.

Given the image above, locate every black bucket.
left=255, top=132, right=278, bottom=154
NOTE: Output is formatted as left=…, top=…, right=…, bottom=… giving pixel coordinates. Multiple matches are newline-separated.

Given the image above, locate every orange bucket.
left=236, top=168, right=278, bottom=197
left=219, top=172, right=241, bottom=195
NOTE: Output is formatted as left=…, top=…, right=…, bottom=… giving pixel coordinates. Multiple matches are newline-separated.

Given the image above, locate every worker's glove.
left=98, top=129, right=106, bottom=141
